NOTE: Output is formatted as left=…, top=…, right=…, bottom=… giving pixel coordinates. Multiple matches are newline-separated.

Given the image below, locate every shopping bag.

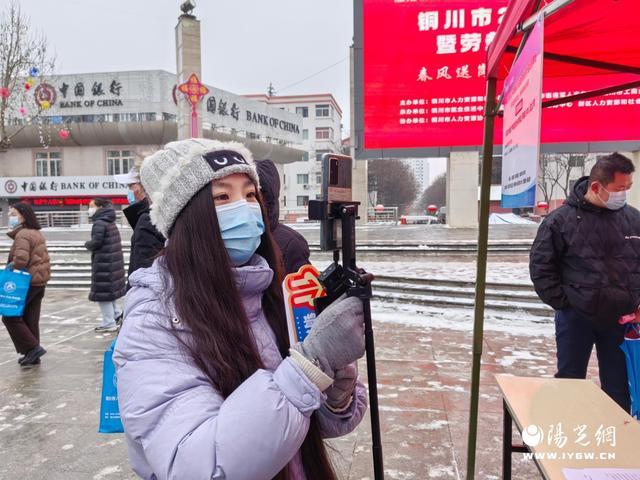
left=98, top=339, right=124, bottom=433
left=0, top=267, right=31, bottom=317
left=620, top=323, right=640, bottom=419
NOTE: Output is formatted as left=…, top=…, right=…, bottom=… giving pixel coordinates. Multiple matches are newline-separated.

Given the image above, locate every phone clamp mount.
left=308, top=199, right=384, bottom=480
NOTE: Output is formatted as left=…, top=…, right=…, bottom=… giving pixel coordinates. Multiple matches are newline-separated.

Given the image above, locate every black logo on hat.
left=203, top=150, right=248, bottom=173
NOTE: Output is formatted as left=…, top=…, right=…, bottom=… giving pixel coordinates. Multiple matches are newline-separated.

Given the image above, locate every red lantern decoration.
left=374, top=204, right=385, bottom=212
left=0, top=87, right=9, bottom=98
left=427, top=204, right=438, bottom=214
left=58, top=129, right=70, bottom=140
left=537, top=201, right=549, bottom=210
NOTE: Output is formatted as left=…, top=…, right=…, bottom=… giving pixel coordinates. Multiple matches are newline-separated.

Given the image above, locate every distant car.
left=400, top=215, right=440, bottom=225
left=437, top=206, right=446, bottom=224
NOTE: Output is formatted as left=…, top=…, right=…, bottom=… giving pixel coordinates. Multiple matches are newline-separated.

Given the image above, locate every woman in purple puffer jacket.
left=113, top=139, right=368, bottom=480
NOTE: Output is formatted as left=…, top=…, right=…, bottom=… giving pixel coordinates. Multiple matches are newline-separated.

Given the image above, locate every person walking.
left=530, top=152, right=640, bottom=412
left=256, top=159, right=311, bottom=275
left=85, top=198, right=126, bottom=333
left=1, top=203, right=50, bottom=366
left=114, top=168, right=165, bottom=283
left=113, top=139, right=367, bottom=480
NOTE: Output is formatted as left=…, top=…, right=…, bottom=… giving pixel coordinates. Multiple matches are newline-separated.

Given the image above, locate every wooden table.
left=496, top=374, right=640, bottom=479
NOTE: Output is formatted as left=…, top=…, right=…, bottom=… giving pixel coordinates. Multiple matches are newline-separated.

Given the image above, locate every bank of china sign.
left=0, top=176, right=128, bottom=198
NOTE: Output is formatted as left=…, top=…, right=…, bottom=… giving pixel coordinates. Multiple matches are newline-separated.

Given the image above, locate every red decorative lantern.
left=58, top=129, right=70, bottom=140
left=177, top=73, right=210, bottom=138
left=427, top=204, right=438, bottom=214
left=374, top=204, right=385, bottom=212
left=537, top=201, right=549, bottom=210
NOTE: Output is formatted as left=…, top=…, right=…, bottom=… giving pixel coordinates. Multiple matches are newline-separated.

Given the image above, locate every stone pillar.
left=446, top=151, right=480, bottom=227
left=625, top=151, right=640, bottom=209
left=0, top=198, right=9, bottom=228
left=175, top=14, right=202, bottom=140
left=349, top=45, right=368, bottom=224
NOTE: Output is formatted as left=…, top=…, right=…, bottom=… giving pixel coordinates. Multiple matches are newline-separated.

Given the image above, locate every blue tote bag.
left=0, top=268, right=31, bottom=317
left=98, top=338, right=124, bottom=433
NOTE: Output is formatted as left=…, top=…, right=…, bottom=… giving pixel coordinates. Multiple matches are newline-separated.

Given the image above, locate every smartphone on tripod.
left=319, top=153, right=353, bottom=251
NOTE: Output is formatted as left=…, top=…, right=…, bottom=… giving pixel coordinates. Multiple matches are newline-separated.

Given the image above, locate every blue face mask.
left=8, top=216, right=19, bottom=229
left=127, top=191, right=137, bottom=205
left=215, top=200, right=265, bottom=266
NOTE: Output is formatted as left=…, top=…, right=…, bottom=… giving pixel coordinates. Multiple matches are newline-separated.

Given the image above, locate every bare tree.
left=538, top=153, right=587, bottom=204
left=0, top=1, right=55, bottom=151
left=368, top=159, right=419, bottom=211
left=538, top=154, right=562, bottom=205
left=418, top=172, right=446, bottom=211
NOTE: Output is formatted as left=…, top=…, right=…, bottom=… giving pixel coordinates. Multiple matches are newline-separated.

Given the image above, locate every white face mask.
left=600, top=185, right=627, bottom=210
left=88, top=208, right=97, bottom=217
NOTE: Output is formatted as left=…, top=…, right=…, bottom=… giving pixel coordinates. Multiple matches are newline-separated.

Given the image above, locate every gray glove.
left=292, top=296, right=365, bottom=377
left=325, top=362, right=358, bottom=411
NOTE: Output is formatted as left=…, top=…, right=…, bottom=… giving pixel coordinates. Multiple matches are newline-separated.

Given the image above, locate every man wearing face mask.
left=114, top=168, right=165, bottom=286
left=530, top=152, right=640, bottom=413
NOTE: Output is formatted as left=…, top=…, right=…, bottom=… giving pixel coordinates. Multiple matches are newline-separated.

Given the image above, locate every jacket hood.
left=92, top=205, right=117, bottom=223
left=255, top=159, right=280, bottom=231
left=566, top=176, right=605, bottom=213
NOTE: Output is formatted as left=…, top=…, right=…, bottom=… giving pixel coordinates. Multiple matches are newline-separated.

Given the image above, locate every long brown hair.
left=162, top=184, right=336, bottom=480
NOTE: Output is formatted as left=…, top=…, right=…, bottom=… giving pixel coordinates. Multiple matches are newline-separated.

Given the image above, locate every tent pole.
left=466, top=76, right=497, bottom=480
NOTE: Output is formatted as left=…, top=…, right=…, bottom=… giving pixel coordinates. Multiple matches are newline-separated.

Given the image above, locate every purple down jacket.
left=112, top=255, right=367, bottom=480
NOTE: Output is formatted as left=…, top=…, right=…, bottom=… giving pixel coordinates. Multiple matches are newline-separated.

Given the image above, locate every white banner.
left=0, top=176, right=128, bottom=198
left=501, top=15, right=544, bottom=209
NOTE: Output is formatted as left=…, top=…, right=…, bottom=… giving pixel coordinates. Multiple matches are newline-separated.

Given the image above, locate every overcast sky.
left=18, top=0, right=354, bottom=132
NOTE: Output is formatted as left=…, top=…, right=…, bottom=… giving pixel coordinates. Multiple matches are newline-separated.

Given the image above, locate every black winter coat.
left=256, top=159, right=311, bottom=275
left=123, top=198, right=165, bottom=278
left=530, top=177, right=640, bottom=328
left=85, top=206, right=127, bottom=302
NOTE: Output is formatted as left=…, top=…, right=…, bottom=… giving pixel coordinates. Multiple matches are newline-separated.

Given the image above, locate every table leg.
left=503, top=398, right=513, bottom=480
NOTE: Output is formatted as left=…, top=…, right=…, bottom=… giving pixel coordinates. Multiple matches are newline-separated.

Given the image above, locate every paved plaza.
left=0, top=281, right=604, bottom=480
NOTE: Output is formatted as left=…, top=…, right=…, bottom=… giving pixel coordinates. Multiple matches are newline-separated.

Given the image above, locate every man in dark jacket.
left=115, top=169, right=165, bottom=283
left=530, top=153, right=640, bottom=412
left=256, top=159, right=311, bottom=275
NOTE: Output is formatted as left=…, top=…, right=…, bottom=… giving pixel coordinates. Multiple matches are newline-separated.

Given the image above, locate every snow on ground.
left=371, top=302, right=553, bottom=336
left=317, top=260, right=533, bottom=284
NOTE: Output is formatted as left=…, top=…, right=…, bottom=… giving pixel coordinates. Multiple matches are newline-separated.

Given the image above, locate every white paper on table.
left=564, top=468, right=640, bottom=480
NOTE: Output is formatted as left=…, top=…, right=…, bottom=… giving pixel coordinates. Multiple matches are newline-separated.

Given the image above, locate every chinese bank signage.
left=0, top=176, right=128, bottom=198
left=360, top=0, right=640, bottom=151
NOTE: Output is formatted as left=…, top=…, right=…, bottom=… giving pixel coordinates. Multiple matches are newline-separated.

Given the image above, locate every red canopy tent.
left=467, top=1, right=640, bottom=478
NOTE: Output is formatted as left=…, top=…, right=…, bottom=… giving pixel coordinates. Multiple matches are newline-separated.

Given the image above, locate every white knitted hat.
left=140, top=138, right=259, bottom=237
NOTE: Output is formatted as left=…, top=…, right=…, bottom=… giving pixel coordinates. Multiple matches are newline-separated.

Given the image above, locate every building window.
left=35, top=151, right=62, bottom=176
left=316, top=173, right=322, bottom=184
left=297, top=195, right=309, bottom=207
left=568, top=154, right=586, bottom=168
left=316, top=127, right=332, bottom=140
left=283, top=196, right=287, bottom=207
left=302, top=151, right=310, bottom=162
left=315, top=149, right=331, bottom=162
left=297, top=174, right=309, bottom=185
left=302, top=129, right=309, bottom=140
left=315, top=104, right=330, bottom=117
left=295, top=106, right=309, bottom=118
left=107, top=150, right=135, bottom=175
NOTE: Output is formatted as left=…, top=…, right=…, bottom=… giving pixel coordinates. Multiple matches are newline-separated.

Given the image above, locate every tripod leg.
left=363, top=297, right=384, bottom=479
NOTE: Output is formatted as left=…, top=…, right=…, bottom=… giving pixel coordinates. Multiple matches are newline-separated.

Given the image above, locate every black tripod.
left=309, top=200, right=384, bottom=480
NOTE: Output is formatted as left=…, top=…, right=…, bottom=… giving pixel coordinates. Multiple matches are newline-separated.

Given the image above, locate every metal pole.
left=465, top=76, right=497, bottom=480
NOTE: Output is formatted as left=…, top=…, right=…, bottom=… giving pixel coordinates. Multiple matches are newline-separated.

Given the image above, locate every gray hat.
left=140, top=138, right=259, bottom=237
